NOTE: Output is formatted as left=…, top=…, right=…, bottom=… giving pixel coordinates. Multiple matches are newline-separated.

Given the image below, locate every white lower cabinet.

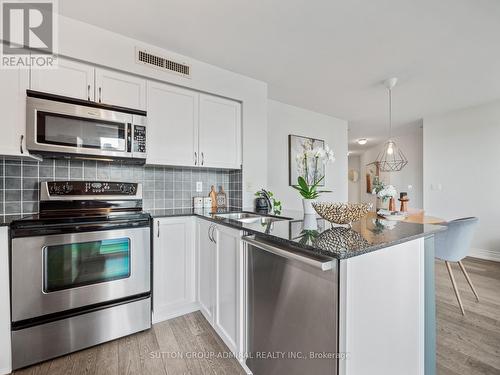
left=213, top=225, right=244, bottom=356
left=196, top=219, right=245, bottom=360
left=153, top=217, right=197, bottom=323
left=197, top=219, right=216, bottom=323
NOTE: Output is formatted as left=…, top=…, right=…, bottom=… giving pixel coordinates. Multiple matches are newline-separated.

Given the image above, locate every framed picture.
left=365, top=162, right=380, bottom=193
left=288, top=134, right=325, bottom=186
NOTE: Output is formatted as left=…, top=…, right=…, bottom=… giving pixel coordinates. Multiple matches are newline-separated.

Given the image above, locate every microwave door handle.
left=127, top=123, right=132, bottom=153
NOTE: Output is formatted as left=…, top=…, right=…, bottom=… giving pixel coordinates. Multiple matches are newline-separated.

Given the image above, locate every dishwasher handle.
left=242, top=235, right=334, bottom=271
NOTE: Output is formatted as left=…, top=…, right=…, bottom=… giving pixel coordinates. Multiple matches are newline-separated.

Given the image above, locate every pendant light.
left=375, top=77, right=408, bottom=172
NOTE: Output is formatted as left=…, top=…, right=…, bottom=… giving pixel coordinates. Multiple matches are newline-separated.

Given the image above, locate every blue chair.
left=434, top=217, right=479, bottom=315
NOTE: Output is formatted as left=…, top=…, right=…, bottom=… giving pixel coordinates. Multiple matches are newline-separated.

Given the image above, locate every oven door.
left=26, top=96, right=134, bottom=159
left=11, top=227, right=150, bottom=323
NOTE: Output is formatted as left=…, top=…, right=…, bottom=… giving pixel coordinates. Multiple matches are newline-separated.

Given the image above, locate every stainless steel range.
left=10, top=181, right=151, bottom=369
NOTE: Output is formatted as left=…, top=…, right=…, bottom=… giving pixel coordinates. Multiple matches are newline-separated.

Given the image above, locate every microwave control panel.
left=133, top=125, right=147, bottom=154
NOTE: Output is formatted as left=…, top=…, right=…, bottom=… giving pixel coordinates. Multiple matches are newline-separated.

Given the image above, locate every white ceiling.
left=59, top=0, right=500, bottom=153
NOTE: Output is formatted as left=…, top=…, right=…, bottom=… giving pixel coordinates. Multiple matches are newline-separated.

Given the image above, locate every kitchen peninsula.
left=149, top=208, right=444, bottom=375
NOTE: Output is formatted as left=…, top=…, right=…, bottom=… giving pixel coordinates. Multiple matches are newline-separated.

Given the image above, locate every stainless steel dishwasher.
left=243, top=235, right=339, bottom=375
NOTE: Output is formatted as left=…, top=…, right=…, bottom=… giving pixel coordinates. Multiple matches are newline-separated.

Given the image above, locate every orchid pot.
left=302, top=200, right=317, bottom=215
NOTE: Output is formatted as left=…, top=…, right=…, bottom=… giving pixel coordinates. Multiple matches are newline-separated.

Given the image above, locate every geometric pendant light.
left=375, top=77, right=408, bottom=172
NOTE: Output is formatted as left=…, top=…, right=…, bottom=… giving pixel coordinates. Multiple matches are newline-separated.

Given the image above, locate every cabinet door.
left=31, top=57, right=94, bottom=100
left=214, top=225, right=244, bottom=355
left=199, top=94, right=241, bottom=169
left=95, top=68, right=146, bottom=109
left=146, top=81, right=199, bottom=166
left=197, top=219, right=215, bottom=324
left=153, top=217, right=196, bottom=323
left=0, top=61, right=30, bottom=157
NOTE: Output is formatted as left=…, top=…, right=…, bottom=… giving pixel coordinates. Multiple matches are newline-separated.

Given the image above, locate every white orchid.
left=295, top=141, right=335, bottom=186
left=376, top=185, right=397, bottom=200
left=314, top=147, right=326, bottom=159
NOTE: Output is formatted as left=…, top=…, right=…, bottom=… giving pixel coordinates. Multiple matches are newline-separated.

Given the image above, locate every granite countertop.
left=148, top=207, right=446, bottom=260
left=0, top=215, right=23, bottom=226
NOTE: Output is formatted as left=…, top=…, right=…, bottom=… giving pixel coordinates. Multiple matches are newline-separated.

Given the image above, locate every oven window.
left=43, top=238, right=131, bottom=293
left=36, top=111, right=126, bottom=151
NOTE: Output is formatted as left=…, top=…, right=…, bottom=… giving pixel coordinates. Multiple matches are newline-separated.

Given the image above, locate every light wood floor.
left=13, top=257, right=500, bottom=375
left=13, top=311, right=247, bottom=375
left=436, top=257, right=500, bottom=375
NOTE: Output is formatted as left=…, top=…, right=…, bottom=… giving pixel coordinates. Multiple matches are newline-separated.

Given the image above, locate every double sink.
left=214, top=212, right=291, bottom=224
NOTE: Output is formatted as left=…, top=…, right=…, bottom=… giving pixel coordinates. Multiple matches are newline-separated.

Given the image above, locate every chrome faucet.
left=257, top=189, right=273, bottom=213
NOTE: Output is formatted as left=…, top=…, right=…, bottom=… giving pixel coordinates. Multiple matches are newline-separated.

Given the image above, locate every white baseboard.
left=469, top=248, right=500, bottom=262
left=152, top=302, right=200, bottom=324
left=0, top=366, right=11, bottom=375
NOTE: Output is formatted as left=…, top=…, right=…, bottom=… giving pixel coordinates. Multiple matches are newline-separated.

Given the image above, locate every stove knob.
left=62, top=183, right=72, bottom=194
left=119, top=184, right=126, bottom=193
left=129, top=185, right=136, bottom=194
left=48, top=185, right=55, bottom=194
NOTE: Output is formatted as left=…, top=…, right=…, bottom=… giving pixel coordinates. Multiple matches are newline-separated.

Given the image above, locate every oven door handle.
left=11, top=220, right=150, bottom=237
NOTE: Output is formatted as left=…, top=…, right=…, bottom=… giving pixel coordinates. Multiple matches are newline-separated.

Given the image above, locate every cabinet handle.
left=87, top=84, right=91, bottom=101
left=20, top=135, right=24, bottom=154
left=201, top=152, right=204, bottom=166
left=98, top=87, right=102, bottom=103
left=208, top=225, right=213, bottom=242
left=157, top=221, right=160, bottom=238
left=194, top=152, right=197, bottom=166
left=212, top=225, right=217, bottom=244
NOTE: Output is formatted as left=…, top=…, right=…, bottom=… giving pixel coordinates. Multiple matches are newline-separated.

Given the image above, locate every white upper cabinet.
left=0, top=59, right=30, bottom=157
left=28, top=56, right=242, bottom=169
left=31, top=58, right=146, bottom=110
left=31, top=57, right=94, bottom=101
left=95, top=67, right=146, bottom=109
left=153, top=217, right=196, bottom=323
left=146, top=81, right=199, bottom=167
left=199, top=94, right=242, bottom=169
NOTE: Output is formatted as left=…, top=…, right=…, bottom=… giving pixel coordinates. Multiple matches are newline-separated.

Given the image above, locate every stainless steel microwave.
left=26, top=90, right=147, bottom=161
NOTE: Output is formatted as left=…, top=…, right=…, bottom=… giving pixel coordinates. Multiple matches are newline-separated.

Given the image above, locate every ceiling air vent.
left=136, top=48, right=191, bottom=77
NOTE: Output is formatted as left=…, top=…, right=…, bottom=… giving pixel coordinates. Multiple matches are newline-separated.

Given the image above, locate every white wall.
left=359, top=128, right=423, bottom=210
left=267, top=100, right=348, bottom=211
left=424, top=100, right=500, bottom=260
left=348, top=155, right=361, bottom=202
left=55, top=15, right=268, bottom=208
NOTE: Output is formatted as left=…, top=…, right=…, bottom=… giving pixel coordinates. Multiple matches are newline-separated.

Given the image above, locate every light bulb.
left=387, top=142, right=394, bottom=155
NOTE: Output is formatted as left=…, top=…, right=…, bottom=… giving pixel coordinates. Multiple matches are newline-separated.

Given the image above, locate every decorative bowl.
left=313, top=227, right=370, bottom=255
left=312, top=202, right=372, bottom=225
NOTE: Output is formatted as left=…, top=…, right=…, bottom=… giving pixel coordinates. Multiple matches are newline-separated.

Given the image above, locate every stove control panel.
left=46, top=181, right=139, bottom=196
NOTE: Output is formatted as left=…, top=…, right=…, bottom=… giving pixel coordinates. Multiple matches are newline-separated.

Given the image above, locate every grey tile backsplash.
left=0, top=158, right=242, bottom=219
